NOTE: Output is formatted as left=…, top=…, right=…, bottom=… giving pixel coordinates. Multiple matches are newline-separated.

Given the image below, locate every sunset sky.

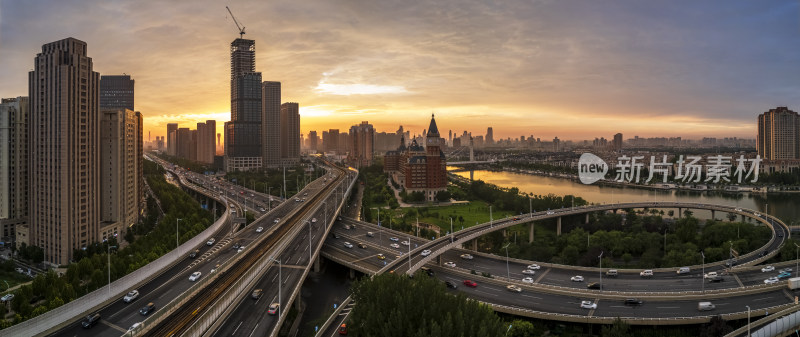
left=1, top=0, right=798, bottom=142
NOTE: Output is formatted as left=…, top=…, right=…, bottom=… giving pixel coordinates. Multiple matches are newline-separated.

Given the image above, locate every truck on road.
left=787, top=277, right=800, bottom=290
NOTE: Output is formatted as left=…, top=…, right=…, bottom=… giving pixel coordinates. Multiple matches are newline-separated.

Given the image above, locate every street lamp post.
left=746, top=305, right=751, bottom=337
left=272, top=258, right=282, bottom=320
left=701, top=251, right=705, bottom=293
left=306, top=220, right=313, bottom=262
left=407, top=236, right=412, bottom=271
left=664, top=228, right=668, bottom=257
left=176, top=218, right=183, bottom=248
left=503, top=243, right=511, bottom=281
left=598, top=251, right=603, bottom=292
left=107, top=245, right=117, bottom=296
left=490, top=206, right=493, bottom=228
left=268, top=186, right=272, bottom=211
left=450, top=218, right=454, bottom=243
left=795, top=243, right=799, bottom=277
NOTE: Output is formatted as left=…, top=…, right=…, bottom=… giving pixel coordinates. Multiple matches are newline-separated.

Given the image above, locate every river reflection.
left=451, top=169, right=800, bottom=224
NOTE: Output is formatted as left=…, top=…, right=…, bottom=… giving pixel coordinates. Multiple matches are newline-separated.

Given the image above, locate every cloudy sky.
left=1, top=0, right=798, bottom=142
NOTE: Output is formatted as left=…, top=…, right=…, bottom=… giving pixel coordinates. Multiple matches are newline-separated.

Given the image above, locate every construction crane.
left=226, top=6, right=246, bottom=38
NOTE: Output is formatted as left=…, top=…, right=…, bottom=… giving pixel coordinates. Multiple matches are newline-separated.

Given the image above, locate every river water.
left=451, top=169, right=800, bottom=224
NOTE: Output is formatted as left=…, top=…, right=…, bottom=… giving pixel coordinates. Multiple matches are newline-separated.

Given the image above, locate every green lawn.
left=387, top=201, right=523, bottom=235
left=0, top=270, right=33, bottom=292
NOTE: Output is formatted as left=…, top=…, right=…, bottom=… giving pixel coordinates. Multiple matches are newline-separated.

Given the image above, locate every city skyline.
left=1, top=1, right=798, bottom=142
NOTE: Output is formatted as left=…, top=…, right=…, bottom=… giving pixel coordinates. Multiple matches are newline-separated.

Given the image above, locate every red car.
left=463, top=280, right=477, bottom=287
left=339, top=323, right=348, bottom=335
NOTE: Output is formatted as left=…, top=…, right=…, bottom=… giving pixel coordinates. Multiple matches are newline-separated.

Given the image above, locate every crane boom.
left=225, top=6, right=246, bottom=38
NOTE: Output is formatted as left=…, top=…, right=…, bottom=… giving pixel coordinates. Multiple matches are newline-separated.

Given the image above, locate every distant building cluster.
left=165, top=120, right=216, bottom=164
left=758, top=106, right=800, bottom=174
left=0, top=38, right=144, bottom=265
left=384, top=115, right=447, bottom=202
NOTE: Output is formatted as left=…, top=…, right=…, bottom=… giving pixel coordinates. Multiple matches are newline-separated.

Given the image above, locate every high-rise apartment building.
left=225, top=38, right=262, bottom=171
left=613, top=133, right=623, bottom=151
left=324, top=129, right=339, bottom=154
left=177, top=128, right=197, bottom=161
left=280, top=102, right=300, bottom=166
left=349, top=121, right=375, bottom=167
left=166, top=123, right=178, bottom=156
left=29, top=38, right=100, bottom=265
left=308, top=131, right=318, bottom=153
left=261, top=81, right=281, bottom=168
left=758, top=107, right=800, bottom=160
left=486, top=127, right=494, bottom=146
left=195, top=120, right=215, bottom=164
left=99, top=75, right=134, bottom=110
left=0, top=97, right=29, bottom=239
left=100, top=109, right=140, bottom=240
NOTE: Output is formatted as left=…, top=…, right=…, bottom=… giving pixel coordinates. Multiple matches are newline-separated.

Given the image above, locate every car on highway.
left=624, top=298, right=643, bottom=306
left=389, top=237, right=399, bottom=242
left=206, top=238, right=215, bottom=246
left=546, top=211, right=554, bottom=215
left=570, top=276, right=584, bottom=282
left=377, top=254, right=386, bottom=260
left=81, top=312, right=101, bottom=329
left=256, top=227, right=264, bottom=233
left=527, top=264, right=541, bottom=270
left=445, top=281, right=457, bottom=289
left=764, top=277, right=780, bottom=284
left=389, top=243, right=400, bottom=248
left=506, top=285, right=522, bottom=293
left=778, top=271, right=792, bottom=279
left=211, top=264, right=220, bottom=273
left=339, top=323, right=348, bottom=335
left=460, top=254, right=474, bottom=260
left=251, top=289, right=263, bottom=299
left=237, top=247, right=245, bottom=253
left=0, top=294, right=13, bottom=302
left=259, top=208, right=266, bottom=212
left=522, top=269, right=536, bottom=275
left=463, top=280, right=477, bottom=288
left=522, top=277, right=534, bottom=284
left=781, top=268, right=793, bottom=273
left=704, top=272, right=718, bottom=279
left=295, top=198, right=301, bottom=202
left=707, top=276, right=724, bottom=283
left=233, top=243, right=240, bottom=249
left=606, top=269, right=618, bottom=277
left=421, top=249, right=431, bottom=256
left=311, top=218, right=317, bottom=223
left=274, top=218, right=280, bottom=223
left=677, top=267, right=690, bottom=274
left=640, top=270, right=653, bottom=277
left=586, top=282, right=601, bottom=289
left=14, top=267, right=23, bottom=274
left=762, top=266, right=775, bottom=272
left=366, top=232, right=374, bottom=237
left=580, top=301, right=597, bottom=309
left=189, top=272, right=202, bottom=281
left=401, top=240, right=410, bottom=246
left=344, top=242, right=354, bottom=249
left=123, top=290, right=139, bottom=303
left=358, top=243, right=367, bottom=249
left=189, top=249, right=200, bottom=259
left=444, top=261, right=456, bottom=268
left=268, top=302, right=280, bottom=315
left=139, top=302, right=156, bottom=316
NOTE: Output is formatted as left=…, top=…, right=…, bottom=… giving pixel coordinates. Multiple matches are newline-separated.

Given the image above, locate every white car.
left=522, top=277, right=534, bottom=284
left=571, top=276, right=584, bottom=282
left=522, top=269, right=536, bottom=275
left=764, top=277, right=780, bottom=284
left=762, top=266, right=775, bottom=273
left=123, top=290, right=139, bottom=303
left=421, top=249, right=432, bottom=257
left=311, top=218, right=317, bottom=223
left=580, top=300, right=597, bottom=309
left=704, top=272, right=718, bottom=279
left=237, top=247, right=245, bottom=253
left=389, top=237, right=399, bottom=242
left=273, top=218, right=280, bottom=223
left=1, top=294, right=14, bottom=302
left=444, top=261, right=456, bottom=268
left=506, top=285, right=522, bottom=293
left=390, top=243, right=400, bottom=249
left=546, top=211, right=554, bottom=215
left=527, top=264, right=541, bottom=270
left=344, top=242, right=354, bottom=249
left=206, top=238, right=215, bottom=246
left=460, top=254, right=474, bottom=260
left=401, top=240, right=410, bottom=246
left=640, top=270, right=653, bottom=277
left=189, top=272, right=202, bottom=282
left=256, top=227, right=264, bottom=233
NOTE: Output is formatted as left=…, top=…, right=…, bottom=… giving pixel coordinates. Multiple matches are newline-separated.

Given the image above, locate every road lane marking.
left=100, top=320, right=127, bottom=333
left=521, top=294, right=542, bottom=300
left=534, top=268, right=551, bottom=283
left=732, top=274, right=744, bottom=287
left=753, top=297, right=774, bottom=302
left=248, top=324, right=259, bottom=337
left=232, top=321, right=243, bottom=335
left=474, top=289, right=496, bottom=297
left=657, top=306, right=679, bottom=309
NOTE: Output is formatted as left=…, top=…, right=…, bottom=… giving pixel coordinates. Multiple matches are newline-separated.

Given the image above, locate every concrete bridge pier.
left=711, top=210, right=715, bottom=219
left=470, top=170, right=474, bottom=181
left=678, top=208, right=682, bottom=217
left=585, top=213, right=590, bottom=224
left=741, top=214, right=746, bottom=222
left=295, top=291, right=302, bottom=310
left=349, top=268, right=355, bottom=279
left=472, top=239, right=478, bottom=251
left=612, top=209, right=617, bottom=214
left=313, top=256, right=321, bottom=273
left=437, top=255, right=442, bottom=266
left=557, top=217, right=562, bottom=236
left=528, top=222, right=534, bottom=243
left=503, top=229, right=507, bottom=238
